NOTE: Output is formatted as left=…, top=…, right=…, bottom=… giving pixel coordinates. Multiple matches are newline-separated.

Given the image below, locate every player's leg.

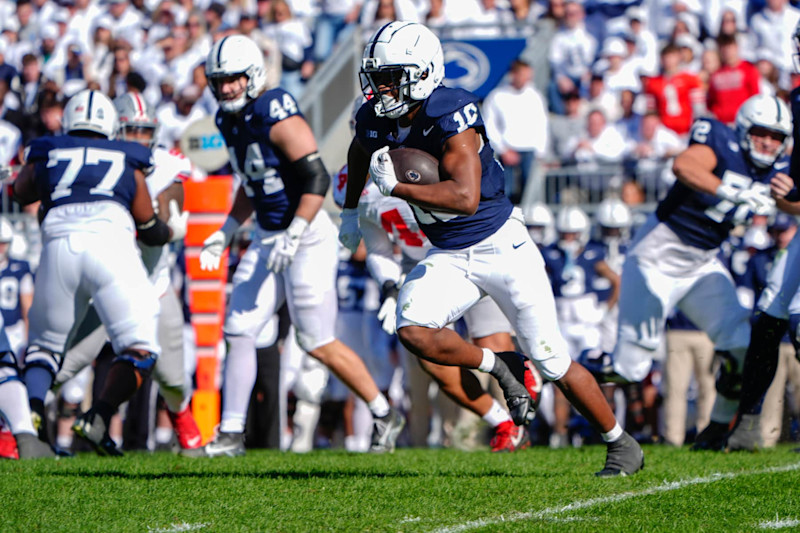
left=480, top=213, right=642, bottom=476
left=283, top=215, right=401, bottom=452
left=396, top=251, right=534, bottom=427
left=679, top=262, right=752, bottom=450
left=208, top=240, right=284, bottom=456
left=73, top=244, right=161, bottom=456
left=151, top=289, right=204, bottom=455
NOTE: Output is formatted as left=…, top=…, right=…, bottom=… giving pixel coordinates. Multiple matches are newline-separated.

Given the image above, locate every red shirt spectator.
left=706, top=35, right=760, bottom=124
left=644, top=44, right=704, bottom=135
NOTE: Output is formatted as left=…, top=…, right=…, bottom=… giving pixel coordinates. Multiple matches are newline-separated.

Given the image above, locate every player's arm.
left=12, top=163, right=38, bottom=205
left=270, top=114, right=328, bottom=224
left=671, top=143, right=720, bottom=194
left=391, top=129, right=482, bottom=216
left=155, top=181, right=184, bottom=222
left=131, top=169, right=175, bottom=246
left=770, top=172, right=800, bottom=215
left=344, top=137, right=370, bottom=209
left=594, top=260, right=620, bottom=309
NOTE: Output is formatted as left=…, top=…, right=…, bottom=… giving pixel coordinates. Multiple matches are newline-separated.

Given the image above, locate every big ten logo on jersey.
left=705, top=169, right=770, bottom=223
left=47, top=147, right=127, bottom=201
left=0, top=276, right=19, bottom=310
left=380, top=208, right=425, bottom=247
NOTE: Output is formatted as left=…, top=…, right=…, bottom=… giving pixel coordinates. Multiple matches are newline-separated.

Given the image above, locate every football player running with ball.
left=201, top=35, right=403, bottom=456
left=599, top=93, right=798, bottom=451
left=340, top=21, right=641, bottom=476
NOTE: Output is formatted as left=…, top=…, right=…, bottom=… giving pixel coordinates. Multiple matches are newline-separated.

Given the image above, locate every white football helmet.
left=114, top=92, right=158, bottom=148
left=522, top=201, right=555, bottom=245
left=596, top=197, right=633, bottom=242
left=205, top=34, right=267, bottom=113
left=556, top=205, right=590, bottom=252
left=63, top=89, right=118, bottom=139
left=735, top=94, right=791, bottom=169
left=361, top=21, right=445, bottom=119
left=793, top=18, right=800, bottom=72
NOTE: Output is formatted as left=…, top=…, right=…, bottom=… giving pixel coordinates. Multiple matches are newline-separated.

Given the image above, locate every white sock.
left=291, top=400, right=320, bottom=453
left=0, top=377, right=36, bottom=434
left=482, top=399, right=512, bottom=427
left=601, top=422, right=624, bottom=443
left=219, top=335, right=258, bottom=434
left=155, top=427, right=174, bottom=445
left=367, top=393, right=390, bottom=418
left=477, top=348, right=495, bottom=373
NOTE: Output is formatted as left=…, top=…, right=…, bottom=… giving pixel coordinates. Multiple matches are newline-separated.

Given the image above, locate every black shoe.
left=691, top=421, right=730, bottom=451
left=596, top=432, right=644, bottom=477
left=72, top=410, right=123, bottom=457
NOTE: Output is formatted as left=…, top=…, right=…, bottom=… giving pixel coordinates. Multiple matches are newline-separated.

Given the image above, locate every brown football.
left=388, top=147, right=440, bottom=185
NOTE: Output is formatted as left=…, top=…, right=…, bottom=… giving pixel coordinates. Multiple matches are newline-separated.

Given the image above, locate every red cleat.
left=490, top=420, right=530, bottom=452
left=167, top=406, right=204, bottom=450
left=0, top=428, right=18, bottom=459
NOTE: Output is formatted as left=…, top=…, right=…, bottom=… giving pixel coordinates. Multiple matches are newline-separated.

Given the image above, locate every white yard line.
left=758, top=518, right=800, bottom=529
left=430, top=462, right=800, bottom=533
left=147, top=523, right=208, bottom=533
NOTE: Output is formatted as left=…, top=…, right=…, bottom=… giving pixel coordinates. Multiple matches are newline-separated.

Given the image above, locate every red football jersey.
left=644, top=72, right=704, bottom=135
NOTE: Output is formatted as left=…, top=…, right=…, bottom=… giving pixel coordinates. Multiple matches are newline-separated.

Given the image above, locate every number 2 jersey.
left=355, top=85, right=512, bottom=250
left=655, top=117, right=791, bottom=250
left=215, top=88, right=307, bottom=231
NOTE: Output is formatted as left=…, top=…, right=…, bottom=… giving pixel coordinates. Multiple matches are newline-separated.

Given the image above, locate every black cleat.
left=73, top=410, right=123, bottom=457
left=596, top=432, right=644, bottom=477
left=691, top=421, right=730, bottom=451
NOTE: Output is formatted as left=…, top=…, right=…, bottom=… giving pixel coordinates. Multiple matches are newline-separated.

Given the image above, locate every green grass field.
left=2, top=444, right=799, bottom=532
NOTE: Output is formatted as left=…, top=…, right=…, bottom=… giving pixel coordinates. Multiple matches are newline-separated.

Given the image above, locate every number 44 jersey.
left=656, top=117, right=792, bottom=250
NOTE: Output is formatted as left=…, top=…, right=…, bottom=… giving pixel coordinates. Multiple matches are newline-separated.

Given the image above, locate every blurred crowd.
left=1, top=0, right=800, bottom=453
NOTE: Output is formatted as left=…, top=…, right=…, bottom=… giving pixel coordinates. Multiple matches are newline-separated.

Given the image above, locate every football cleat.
left=370, top=408, right=405, bottom=453
left=0, top=427, right=18, bottom=459
left=167, top=406, right=205, bottom=451
left=490, top=420, right=530, bottom=453
left=522, top=358, right=543, bottom=413
left=494, top=352, right=537, bottom=425
left=596, top=431, right=644, bottom=477
left=15, top=433, right=56, bottom=459
left=205, top=431, right=246, bottom=457
left=691, top=421, right=730, bottom=451
left=726, top=414, right=762, bottom=452
left=72, top=410, right=123, bottom=457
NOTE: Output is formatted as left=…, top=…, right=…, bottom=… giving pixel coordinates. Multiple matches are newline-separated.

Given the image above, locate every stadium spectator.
left=547, top=0, right=596, bottom=115
left=482, top=58, right=548, bottom=205
left=313, top=0, right=362, bottom=65
left=566, top=107, right=628, bottom=168
left=155, top=83, right=204, bottom=149
left=548, top=89, right=587, bottom=165
left=263, top=0, right=314, bottom=99
left=749, top=0, right=800, bottom=80
left=706, top=34, right=760, bottom=125
left=626, top=111, right=684, bottom=193
left=13, top=53, right=44, bottom=116
left=622, top=6, right=657, bottom=77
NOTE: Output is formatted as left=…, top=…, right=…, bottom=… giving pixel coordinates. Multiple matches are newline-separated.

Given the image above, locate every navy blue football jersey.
left=25, top=135, right=151, bottom=215
left=337, top=258, right=370, bottom=313
left=215, top=88, right=308, bottom=231
left=791, top=86, right=800, bottom=189
left=0, top=259, right=31, bottom=325
left=655, top=118, right=791, bottom=250
left=355, top=86, right=512, bottom=249
left=542, top=241, right=606, bottom=298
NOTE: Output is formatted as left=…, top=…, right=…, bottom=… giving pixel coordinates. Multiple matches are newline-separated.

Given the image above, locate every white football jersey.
left=140, top=147, right=191, bottom=296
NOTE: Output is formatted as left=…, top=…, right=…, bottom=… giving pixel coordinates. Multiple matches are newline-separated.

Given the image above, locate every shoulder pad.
left=423, top=86, right=480, bottom=118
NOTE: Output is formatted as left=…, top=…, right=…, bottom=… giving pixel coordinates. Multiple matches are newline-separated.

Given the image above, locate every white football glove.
left=338, top=208, right=361, bottom=254
left=200, top=218, right=240, bottom=271
left=266, top=216, right=308, bottom=273
left=377, top=281, right=400, bottom=334
left=166, top=200, right=189, bottom=242
left=369, top=146, right=398, bottom=196
left=0, top=165, right=12, bottom=182
left=716, top=183, right=775, bottom=216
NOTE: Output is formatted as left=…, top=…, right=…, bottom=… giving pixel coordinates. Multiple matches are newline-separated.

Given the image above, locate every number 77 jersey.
left=655, top=117, right=791, bottom=250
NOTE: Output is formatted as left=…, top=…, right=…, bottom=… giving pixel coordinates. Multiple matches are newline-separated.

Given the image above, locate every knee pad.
left=714, top=350, right=742, bottom=400
left=23, top=345, right=63, bottom=378
left=114, top=350, right=157, bottom=380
